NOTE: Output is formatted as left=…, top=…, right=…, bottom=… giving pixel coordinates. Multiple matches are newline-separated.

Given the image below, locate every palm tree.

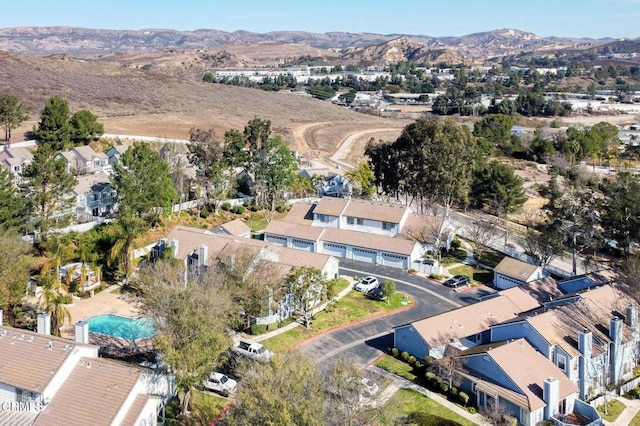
left=40, top=234, right=75, bottom=290
left=107, top=217, right=143, bottom=286
left=39, top=286, right=72, bottom=337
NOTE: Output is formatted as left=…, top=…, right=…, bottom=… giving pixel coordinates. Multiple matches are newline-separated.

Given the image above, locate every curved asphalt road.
left=299, top=259, right=479, bottom=371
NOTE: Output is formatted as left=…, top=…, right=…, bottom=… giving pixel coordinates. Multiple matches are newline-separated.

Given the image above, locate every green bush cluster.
left=400, top=351, right=410, bottom=362
left=220, top=202, right=232, bottom=211
left=625, top=387, right=640, bottom=399
left=450, top=238, right=462, bottom=249
left=231, top=205, right=246, bottom=214
left=250, top=322, right=281, bottom=335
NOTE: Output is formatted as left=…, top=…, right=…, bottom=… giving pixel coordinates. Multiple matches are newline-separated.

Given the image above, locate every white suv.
left=203, top=372, right=238, bottom=396
left=354, top=276, right=379, bottom=293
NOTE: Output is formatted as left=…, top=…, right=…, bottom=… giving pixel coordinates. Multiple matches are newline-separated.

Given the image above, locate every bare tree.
left=466, top=220, right=498, bottom=264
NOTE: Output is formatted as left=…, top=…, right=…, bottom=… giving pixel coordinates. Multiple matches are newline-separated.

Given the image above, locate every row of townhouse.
left=149, top=221, right=339, bottom=325
left=262, top=197, right=454, bottom=272
left=0, top=144, right=129, bottom=223
left=394, top=259, right=631, bottom=425
left=0, top=314, right=173, bottom=426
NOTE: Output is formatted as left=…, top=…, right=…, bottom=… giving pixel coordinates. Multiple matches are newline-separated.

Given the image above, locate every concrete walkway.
left=442, top=239, right=477, bottom=276
left=603, top=396, right=640, bottom=426
left=368, top=365, right=483, bottom=425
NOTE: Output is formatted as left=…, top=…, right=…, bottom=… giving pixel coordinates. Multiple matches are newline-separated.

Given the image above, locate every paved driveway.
left=300, top=259, right=478, bottom=371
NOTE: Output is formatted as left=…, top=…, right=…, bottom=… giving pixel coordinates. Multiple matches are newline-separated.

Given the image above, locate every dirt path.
left=331, top=128, right=399, bottom=169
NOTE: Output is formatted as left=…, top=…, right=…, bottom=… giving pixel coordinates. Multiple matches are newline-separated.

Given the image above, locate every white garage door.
left=324, top=243, right=346, bottom=258
left=382, top=253, right=408, bottom=269
left=266, top=235, right=287, bottom=247
left=352, top=248, right=377, bottom=264
left=292, top=239, right=314, bottom=252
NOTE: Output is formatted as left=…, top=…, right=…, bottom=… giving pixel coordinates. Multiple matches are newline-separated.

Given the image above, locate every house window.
left=347, top=217, right=363, bottom=225
left=476, top=333, right=482, bottom=342
left=382, top=222, right=394, bottom=230
left=557, top=354, right=567, bottom=371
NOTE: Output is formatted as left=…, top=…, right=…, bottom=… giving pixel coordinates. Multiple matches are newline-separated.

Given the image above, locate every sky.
left=2, top=0, right=639, bottom=39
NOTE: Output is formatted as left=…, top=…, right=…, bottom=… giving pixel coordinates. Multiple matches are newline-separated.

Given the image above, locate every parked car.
left=203, top=372, right=237, bottom=396
left=443, top=275, right=470, bottom=288
left=354, top=276, right=379, bottom=293
left=231, top=340, right=274, bottom=362
left=367, top=286, right=386, bottom=301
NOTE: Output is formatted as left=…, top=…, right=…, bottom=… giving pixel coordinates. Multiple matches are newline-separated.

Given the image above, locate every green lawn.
left=448, top=265, right=492, bottom=285
left=630, top=410, right=640, bottom=426
left=377, top=389, right=477, bottom=426
left=440, top=248, right=468, bottom=267
left=261, top=290, right=412, bottom=353
left=597, top=399, right=626, bottom=422
left=477, top=248, right=504, bottom=268
left=375, top=354, right=417, bottom=381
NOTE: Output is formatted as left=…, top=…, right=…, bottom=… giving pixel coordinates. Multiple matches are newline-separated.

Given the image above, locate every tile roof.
left=120, top=394, right=151, bottom=426
left=312, top=197, right=349, bottom=216
left=33, top=357, right=142, bottom=426
left=493, top=257, right=539, bottom=281
left=342, top=199, right=408, bottom=223
left=0, top=326, right=97, bottom=393
left=219, top=218, right=251, bottom=236
left=281, top=202, right=314, bottom=225
left=74, top=174, right=111, bottom=195
left=264, top=220, right=324, bottom=241
left=410, top=287, right=540, bottom=344
left=322, top=227, right=417, bottom=255
left=480, top=339, right=578, bottom=411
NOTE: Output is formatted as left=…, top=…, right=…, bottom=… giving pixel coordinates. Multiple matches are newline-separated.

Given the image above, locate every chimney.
left=75, top=321, right=89, bottom=344
left=610, top=317, right=623, bottom=385
left=543, top=377, right=560, bottom=419
left=170, top=239, right=179, bottom=258
left=578, top=329, right=592, bottom=399
left=626, top=305, right=639, bottom=330
left=198, top=244, right=208, bottom=266
left=37, top=313, right=51, bottom=335
left=610, top=317, right=622, bottom=345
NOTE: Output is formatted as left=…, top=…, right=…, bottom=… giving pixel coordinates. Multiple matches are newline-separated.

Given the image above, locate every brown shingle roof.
left=322, top=227, right=417, bottom=255
left=494, top=257, right=539, bottom=281
left=312, top=197, right=349, bottom=216
left=411, top=287, right=539, bottom=344
left=342, top=199, right=408, bottom=223
left=219, top=218, right=251, bottom=237
left=33, top=358, right=142, bottom=426
left=120, top=394, right=151, bottom=426
left=0, top=326, right=97, bottom=393
left=264, top=220, right=324, bottom=242
left=281, top=202, right=314, bottom=225
left=482, top=339, right=578, bottom=411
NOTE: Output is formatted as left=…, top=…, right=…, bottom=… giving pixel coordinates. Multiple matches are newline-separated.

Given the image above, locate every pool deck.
left=60, top=284, right=142, bottom=340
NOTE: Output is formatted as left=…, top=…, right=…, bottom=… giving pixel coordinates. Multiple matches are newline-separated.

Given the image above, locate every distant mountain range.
left=0, top=26, right=620, bottom=58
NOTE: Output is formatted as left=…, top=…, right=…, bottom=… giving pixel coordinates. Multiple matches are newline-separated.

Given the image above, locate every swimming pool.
left=87, top=314, right=156, bottom=340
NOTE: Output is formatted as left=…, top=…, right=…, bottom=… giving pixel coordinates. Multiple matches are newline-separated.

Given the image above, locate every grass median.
left=261, top=290, right=412, bottom=353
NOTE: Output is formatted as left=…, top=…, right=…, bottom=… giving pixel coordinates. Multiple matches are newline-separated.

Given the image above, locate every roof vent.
left=46, top=341, right=53, bottom=350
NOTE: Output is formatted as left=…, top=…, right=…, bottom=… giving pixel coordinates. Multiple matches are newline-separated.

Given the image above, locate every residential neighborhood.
left=3, top=5, right=640, bottom=426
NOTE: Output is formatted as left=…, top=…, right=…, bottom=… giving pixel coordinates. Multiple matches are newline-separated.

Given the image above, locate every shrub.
left=467, top=406, right=477, bottom=414
left=400, top=351, right=410, bottom=362
left=199, top=209, right=209, bottom=219
left=391, top=347, right=399, bottom=358
left=423, top=356, right=435, bottom=366
left=231, top=205, right=245, bottom=214
left=220, top=202, right=232, bottom=211
left=625, top=387, right=640, bottom=399
left=408, top=355, right=416, bottom=365
left=59, top=294, right=73, bottom=304
left=439, top=381, right=449, bottom=393
left=450, top=238, right=461, bottom=249
left=458, top=391, right=470, bottom=406
left=69, top=280, right=80, bottom=294
left=408, top=268, right=417, bottom=274
left=425, top=372, right=436, bottom=380
left=250, top=324, right=267, bottom=335
left=414, top=361, right=422, bottom=370
left=449, top=387, right=458, bottom=397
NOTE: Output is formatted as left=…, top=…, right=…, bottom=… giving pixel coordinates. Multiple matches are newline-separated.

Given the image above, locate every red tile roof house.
left=263, top=198, right=451, bottom=271
left=0, top=316, right=174, bottom=426
left=151, top=226, right=339, bottom=325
